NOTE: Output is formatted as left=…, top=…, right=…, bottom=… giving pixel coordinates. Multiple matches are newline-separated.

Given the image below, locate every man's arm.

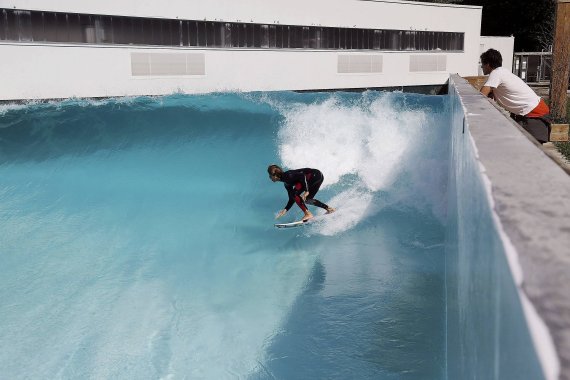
left=480, top=86, right=494, bottom=99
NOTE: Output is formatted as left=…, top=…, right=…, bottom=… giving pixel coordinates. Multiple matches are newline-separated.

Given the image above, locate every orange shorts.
left=526, top=98, right=549, bottom=118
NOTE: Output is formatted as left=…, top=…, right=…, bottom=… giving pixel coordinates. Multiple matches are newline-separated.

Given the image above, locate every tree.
left=409, top=0, right=557, bottom=52
left=464, top=0, right=556, bottom=52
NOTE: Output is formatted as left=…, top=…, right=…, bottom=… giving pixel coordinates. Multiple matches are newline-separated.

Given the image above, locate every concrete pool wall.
left=447, top=75, right=570, bottom=380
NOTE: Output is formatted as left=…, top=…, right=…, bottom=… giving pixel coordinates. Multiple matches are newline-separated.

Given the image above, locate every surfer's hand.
left=276, top=209, right=287, bottom=219
left=300, top=191, right=308, bottom=201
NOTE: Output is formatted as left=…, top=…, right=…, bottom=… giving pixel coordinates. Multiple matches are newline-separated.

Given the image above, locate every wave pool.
left=0, top=91, right=451, bottom=379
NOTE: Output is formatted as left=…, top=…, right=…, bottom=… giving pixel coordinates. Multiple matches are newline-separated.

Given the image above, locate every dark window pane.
left=215, top=22, right=223, bottom=47
left=238, top=24, right=246, bottom=47
left=351, top=29, right=358, bottom=49
left=290, top=26, right=301, bottom=48
left=67, top=13, right=82, bottom=42
left=373, top=30, right=380, bottom=50
left=247, top=24, right=255, bottom=47
left=43, top=12, right=58, bottom=42
left=281, top=25, right=290, bottom=48
left=0, top=10, right=6, bottom=40
left=181, top=20, right=189, bottom=46
left=339, top=28, right=346, bottom=49
left=253, top=24, right=261, bottom=47
left=224, top=23, right=232, bottom=47
left=229, top=23, right=239, bottom=47
left=276, top=25, right=283, bottom=48
left=206, top=22, right=215, bottom=46
left=438, top=32, right=443, bottom=50
left=165, top=19, right=177, bottom=45
left=332, top=28, right=339, bottom=49
left=57, top=14, right=70, bottom=42
left=387, top=30, right=399, bottom=50
left=30, top=11, right=44, bottom=41
left=308, top=27, right=316, bottom=48
left=417, top=31, right=425, bottom=50
left=302, top=26, right=309, bottom=48
left=364, top=29, right=372, bottom=49
left=5, top=9, right=18, bottom=40
left=189, top=21, right=198, bottom=46
left=197, top=21, right=206, bottom=46
left=138, top=18, right=151, bottom=45
left=131, top=17, right=144, bottom=45
left=15, top=10, right=32, bottom=41
left=261, top=25, right=277, bottom=49
left=176, top=19, right=183, bottom=46
left=325, top=27, right=331, bottom=49
left=94, top=16, right=111, bottom=43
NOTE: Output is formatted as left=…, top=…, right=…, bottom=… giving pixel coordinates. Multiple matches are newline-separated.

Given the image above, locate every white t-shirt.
left=484, top=67, right=540, bottom=116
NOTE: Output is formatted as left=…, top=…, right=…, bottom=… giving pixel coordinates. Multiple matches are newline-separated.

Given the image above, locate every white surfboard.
left=274, top=220, right=309, bottom=229
left=274, top=211, right=334, bottom=229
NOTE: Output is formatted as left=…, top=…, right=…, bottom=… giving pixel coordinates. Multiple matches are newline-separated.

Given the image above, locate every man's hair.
left=267, top=164, right=283, bottom=178
left=480, top=49, right=502, bottom=69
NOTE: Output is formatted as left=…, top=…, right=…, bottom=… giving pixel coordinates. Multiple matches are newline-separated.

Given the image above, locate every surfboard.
left=274, top=220, right=309, bottom=229
left=274, top=209, right=336, bottom=229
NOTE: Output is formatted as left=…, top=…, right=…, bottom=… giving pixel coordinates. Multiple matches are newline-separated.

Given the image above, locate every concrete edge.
left=450, top=74, right=570, bottom=380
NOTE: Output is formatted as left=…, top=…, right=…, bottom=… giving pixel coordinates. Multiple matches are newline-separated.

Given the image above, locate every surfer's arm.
left=284, top=184, right=307, bottom=212
left=284, top=185, right=296, bottom=211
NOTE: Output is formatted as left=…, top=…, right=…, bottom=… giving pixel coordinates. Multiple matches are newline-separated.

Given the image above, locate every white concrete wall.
left=479, top=36, right=515, bottom=74
left=0, top=0, right=483, bottom=100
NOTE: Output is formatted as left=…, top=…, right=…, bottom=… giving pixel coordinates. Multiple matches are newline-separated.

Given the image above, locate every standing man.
left=480, top=48, right=551, bottom=144
left=268, top=164, right=335, bottom=222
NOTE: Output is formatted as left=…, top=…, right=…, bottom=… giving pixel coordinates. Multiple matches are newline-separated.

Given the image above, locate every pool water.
left=0, top=91, right=450, bottom=379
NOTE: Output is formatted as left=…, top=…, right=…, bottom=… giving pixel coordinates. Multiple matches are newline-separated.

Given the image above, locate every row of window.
left=0, top=9, right=464, bottom=51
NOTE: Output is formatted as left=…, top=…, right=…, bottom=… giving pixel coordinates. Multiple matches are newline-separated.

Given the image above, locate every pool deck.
left=452, top=74, right=570, bottom=380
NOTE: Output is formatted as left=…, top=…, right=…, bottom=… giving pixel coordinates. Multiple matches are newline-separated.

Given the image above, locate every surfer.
left=268, top=164, right=335, bottom=222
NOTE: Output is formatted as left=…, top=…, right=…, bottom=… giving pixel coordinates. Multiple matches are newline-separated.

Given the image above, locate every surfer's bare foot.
left=326, top=207, right=336, bottom=214
left=302, top=212, right=314, bottom=222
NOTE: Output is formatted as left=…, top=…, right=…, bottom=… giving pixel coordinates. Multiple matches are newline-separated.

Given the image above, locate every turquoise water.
left=0, top=91, right=449, bottom=379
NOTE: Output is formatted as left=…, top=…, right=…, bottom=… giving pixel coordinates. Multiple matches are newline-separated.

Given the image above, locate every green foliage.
left=408, top=0, right=557, bottom=52
left=554, top=141, right=570, bottom=161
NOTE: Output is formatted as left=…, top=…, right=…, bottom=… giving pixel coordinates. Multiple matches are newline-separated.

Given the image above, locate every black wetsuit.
left=281, top=168, right=330, bottom=212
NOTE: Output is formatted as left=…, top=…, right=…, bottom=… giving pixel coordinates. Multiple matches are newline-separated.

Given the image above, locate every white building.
left=0, top=0, right=484, bottom=100
left=479, top=36, right=515, bottom=75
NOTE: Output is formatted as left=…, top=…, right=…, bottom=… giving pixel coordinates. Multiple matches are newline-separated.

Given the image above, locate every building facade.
left=0, top=0, right=483, bottom=100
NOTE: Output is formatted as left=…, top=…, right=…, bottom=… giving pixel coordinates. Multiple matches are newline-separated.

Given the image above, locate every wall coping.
left=450, top=74, right=570, bottom=380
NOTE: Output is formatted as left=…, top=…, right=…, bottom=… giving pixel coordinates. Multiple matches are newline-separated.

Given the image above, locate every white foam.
left=276, top=94, right=428, bottom=234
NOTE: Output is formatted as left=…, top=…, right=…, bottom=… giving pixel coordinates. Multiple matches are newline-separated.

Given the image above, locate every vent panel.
left=131, top=53, right=205, bottom=76
left=409, top=55, right=447, bottom=72
left=338, top=55, right=383, bottom=73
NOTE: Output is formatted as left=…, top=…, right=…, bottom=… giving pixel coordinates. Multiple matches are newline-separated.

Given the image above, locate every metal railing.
left=513, top=52, right=552, bottom=84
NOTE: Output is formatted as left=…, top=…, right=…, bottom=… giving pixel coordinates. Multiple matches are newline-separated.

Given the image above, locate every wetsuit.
left=281, top=168, right=330, bottom=212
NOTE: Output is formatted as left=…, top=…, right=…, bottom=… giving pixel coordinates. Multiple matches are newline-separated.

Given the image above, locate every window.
left=188, top=21, right=198, bottom=46
left=15, top=10, right=32, bottom=41
left=252, top=24, right=261, bottom=48
left=67, top=13, right=82, bottom=43
left=0, top=8, right=465, bottom=52
left=224, top=23, right=232, bottom=47
left=205, top=22, right=215, bottom=47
